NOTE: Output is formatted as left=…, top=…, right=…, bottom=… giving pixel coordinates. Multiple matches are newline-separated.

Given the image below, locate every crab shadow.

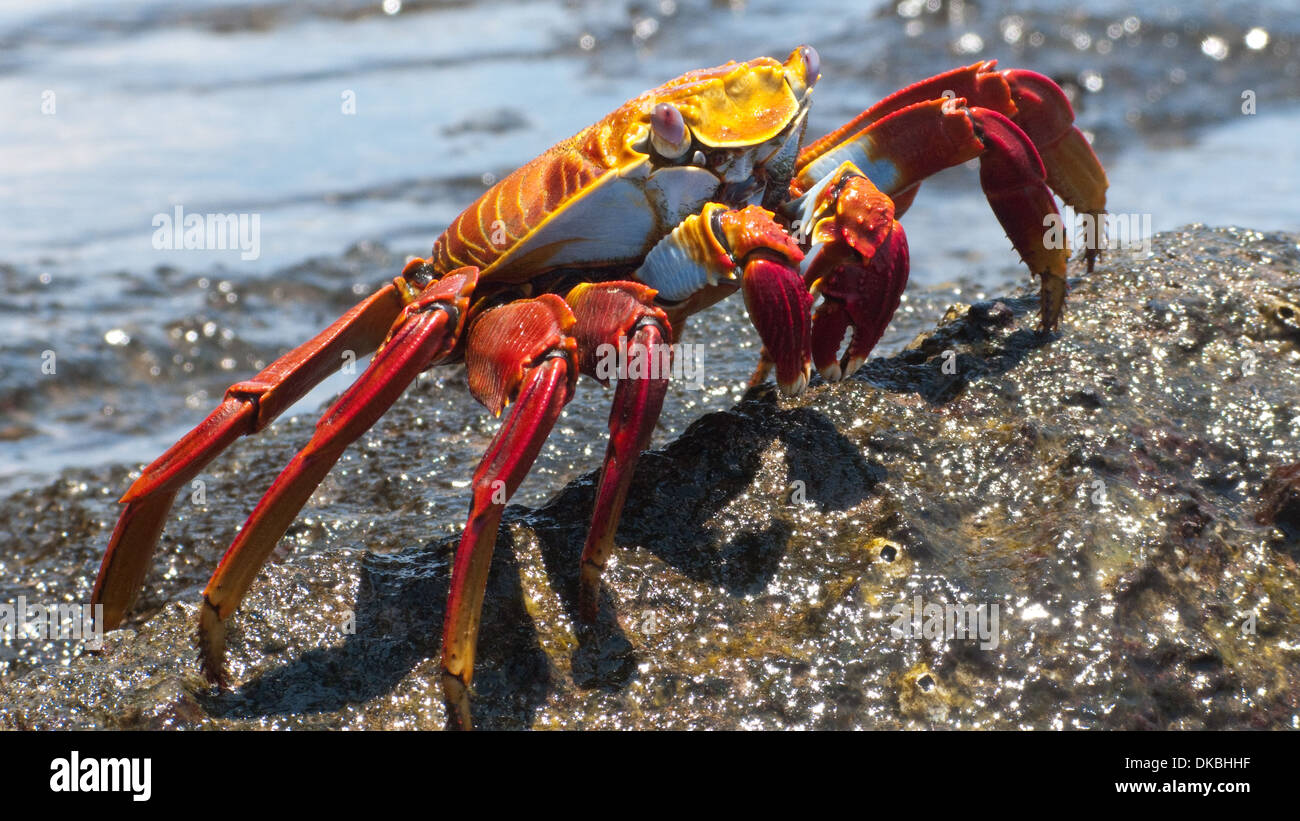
left=521, top=389, right=887, bottom=691
left=203, top=293, right=1050, bottom=727
left=202, top=395, right=882, bottom=728
left=202, top=526, right=553, bottom=730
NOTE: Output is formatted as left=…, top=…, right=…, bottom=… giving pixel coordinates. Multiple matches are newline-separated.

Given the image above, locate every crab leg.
left=796, top=97, right=1070, bottom=330
left=797, top=62, right=1012, bottom=184
left=91, top=270, right=427, bottom=631
left=998, top=69, right=1108, bottom=266
left=564, top=282, right=673, bottom=621
left=441, top=295, right=578, bottom=730
left=198, top=268, right=477, bottom=686
left=798, top=62, right=1108, bottom=267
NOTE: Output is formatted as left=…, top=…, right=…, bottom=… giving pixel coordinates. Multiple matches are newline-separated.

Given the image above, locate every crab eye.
left=798, top=45, right=820, bottom=87
left=650, top=102, right=691, bottom=159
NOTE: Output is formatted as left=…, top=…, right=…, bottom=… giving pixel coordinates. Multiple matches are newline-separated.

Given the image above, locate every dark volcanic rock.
left=2, top=226, right=1299, bottom=730
left=1258, top=463, right=1300, bottom=540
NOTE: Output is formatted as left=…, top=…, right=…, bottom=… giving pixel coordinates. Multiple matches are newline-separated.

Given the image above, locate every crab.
left=92, top=46, right=1107, bottom=728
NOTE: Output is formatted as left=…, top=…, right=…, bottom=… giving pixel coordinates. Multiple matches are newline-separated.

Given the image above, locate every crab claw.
left=794, top=166, right=910, bottom=380
left=742, top=253, right=813, bottom=395
left=635, top=203, right=809, bottom=394
left=715, top=205, right=811, bottom=396
left=808, top=224, right=909, bottom=381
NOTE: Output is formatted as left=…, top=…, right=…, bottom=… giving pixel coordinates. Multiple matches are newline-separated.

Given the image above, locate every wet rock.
left=1258, top=463, right=1300, bottom=540
left=2, top=226, right=1299, bottom=729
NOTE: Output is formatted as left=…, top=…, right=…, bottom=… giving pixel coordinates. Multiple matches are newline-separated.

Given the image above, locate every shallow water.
left=1, top=0, right=1298, bottom=505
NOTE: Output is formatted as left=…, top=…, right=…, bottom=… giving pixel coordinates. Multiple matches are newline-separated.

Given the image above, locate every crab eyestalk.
left=649, top=102, right=691, bottom=159
left=782, top=44, right=820, bottom=97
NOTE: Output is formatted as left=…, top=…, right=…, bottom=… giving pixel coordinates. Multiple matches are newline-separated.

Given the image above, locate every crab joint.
left=635, top=203, right=803, bottom=303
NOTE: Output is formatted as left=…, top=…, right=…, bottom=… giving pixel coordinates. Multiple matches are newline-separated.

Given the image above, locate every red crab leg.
left=564, top=282, right=672, bottom=621
left=198, top=268, right=477, bottom=687
left=797, top=97, right=1069, bottom=330
left=441, top=295, right=578, bottom=731
left=1000, top=68, right=1109, bottom=269
left=91, top=271, right=423, bottom=631
left=797, top=62, right=1108, bottom=267
left=797, top=62, right=1013, bottom=185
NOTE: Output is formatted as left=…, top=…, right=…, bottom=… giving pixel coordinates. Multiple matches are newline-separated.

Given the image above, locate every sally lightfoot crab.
left=92, top=47, right=1107, bottom=728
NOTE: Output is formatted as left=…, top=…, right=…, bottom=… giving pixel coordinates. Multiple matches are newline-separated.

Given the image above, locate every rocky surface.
left=2, top=226, right=1298, bottom=730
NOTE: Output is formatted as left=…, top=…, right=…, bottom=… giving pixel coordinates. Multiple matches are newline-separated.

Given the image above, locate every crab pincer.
left=718, top=206, right=810, bottom=395
left=786, top=164, right=910, bottom=381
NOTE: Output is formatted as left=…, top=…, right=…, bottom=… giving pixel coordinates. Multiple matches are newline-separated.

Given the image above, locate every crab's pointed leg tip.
left=197, top=599, right=231, bottom=690
left=442, top=672, right=474, bottom=731
left=819, top=362, right=843, bottom=383
left=779, top=368, right=809, bottom=397
left=1037, top=273, right=1067, bottom=333
left=842, top=355, right=866, bottom=379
